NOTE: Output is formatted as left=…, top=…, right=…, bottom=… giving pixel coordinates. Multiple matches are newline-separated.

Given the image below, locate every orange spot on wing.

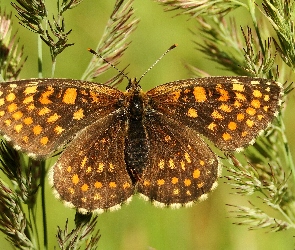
left=12, top=111, right=23, bottom=120
left=235, top=92, right=246, bottom=101
left=193, top=87, right=207, bottom=102
left=47, top=113, right=60, bottom=123
left=33, top=125, right=42, bottom=135
left=123, top=182, right=131, bottom=189
left=219, top=104, right=232, bottom=112
left=232, top=83, right=245, bottom=92
left=246, top=119, right=254, bottom=127
left=68, top=188, right=75, bottom=194
left=187, top=108, right=198, bottom=118
left=4, top=119, right=12, bottom=126
left=143, top=180, right=150, bottom=186
left=211, top=110, right=223, bottom=119
left=185, top=152, right=191, bottom=163
left=109, top=182, right=117, bottom=188
left=72, top=174, right=79, bottom=184
left=95, top=182, right=102, bottom=188
left=90, top=91, right=100, bottom=103
left=23, top=117, right=33, bottom=125
left=171, top=90, right=181, bottom=102
left=63, top=88, right=77, bottom=104
left=222, top=133, right=232, bottom=141
left=157, top=179, right=165, bottom=186
left=217, top=87, right=229, bottom=101
left=193, top=169, right=200, bottom=178
left=39, top=87, right=54, bottom=104
left=97, top=163, right=104, bottom=173
left=38, top=107, right=51, bottom=115
left=251, top=99, right=261, bottom=108
left=23, top=95, right=34, bottom=104
left=27, top=104, right=35, bottom=111
left=81, top=156, right=88, bottom=168
left=40, top=136, right=49, bottom=145
left=246, top=107, right=256, bottom=116
left=54, top=125, right=64, bottom=134
left=264, top=95, right=270, bottom=101
left=6, top=93, right=16, bottom=102
left=253, top=90, right=262, bottom=98
left=24, top=86, right=37, bottom=95
left=208, top=122, right=217, bottom=131
left=73, top=108, right=84, bottom=120
left=7, top=103, right=17, bottom=113
left=81, top=184, right=89, bottom=192
left=237, top=113, right=245, bottom=121
left=184, top=179, right=191, bottom=186
left=22, top=136, right=29, bottom=143
left=14, top=124, right=23, bottom=133
left=171, top=177, right=178, bottom=184
left=173, top=188, right=179, bottom=195
left=158, top=159, right=165, bottom=169
left=228, top=122, right=237, bottom=130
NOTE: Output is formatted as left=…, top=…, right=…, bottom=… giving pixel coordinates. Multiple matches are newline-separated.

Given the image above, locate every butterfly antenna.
left=88, top=48, right=130, bottom=81
left=138, top=44, right=178, bottom=83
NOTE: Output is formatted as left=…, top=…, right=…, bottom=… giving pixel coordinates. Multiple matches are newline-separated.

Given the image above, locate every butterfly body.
left=0, top=76, right=282, bottom=213
left=123, top=80, right=148, bottom=182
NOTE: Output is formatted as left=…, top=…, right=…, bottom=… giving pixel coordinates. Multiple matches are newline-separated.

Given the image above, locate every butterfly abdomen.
left=124, top=91, right=149, bottom=183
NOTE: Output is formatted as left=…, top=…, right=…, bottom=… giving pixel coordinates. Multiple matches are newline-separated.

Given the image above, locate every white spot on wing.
left=210, top=181, right=218, bottom=191
left=153, top=200, right=165, bottom=208
left=48, top=166, right=54, bottom=186
left=198, top=194, right=208, bottom=202
left=184, top=201, right=194, bottom=208
left=109, top=204, right=121, bottom=212
left=14, top=145, right=21, bottom=151
left=139, top=193, right=149, bottom=201
left=77, top=207, right=89, bottom=214
left=92, top=208, right=104, bottom=214
left=27, top=152, right=38, bottom=159
left=3, top=135, right=11, bottom=141
left=170, top=203, right=182, bottom=209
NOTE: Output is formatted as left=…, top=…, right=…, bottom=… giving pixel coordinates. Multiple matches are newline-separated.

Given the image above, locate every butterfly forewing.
left=138, top=111, right=220, bottom=207
left=0, top=79, right=124, bottom=158
left=50, top=109, right=134, bottom=213
left=147, top=76, right=283, bottom=151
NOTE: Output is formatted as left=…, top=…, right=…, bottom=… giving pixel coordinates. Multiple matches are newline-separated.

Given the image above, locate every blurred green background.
left=1, top=0, right=295, bottom=249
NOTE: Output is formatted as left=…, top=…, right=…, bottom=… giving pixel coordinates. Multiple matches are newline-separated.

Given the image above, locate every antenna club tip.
left=170, top=44, right=178, bottom=50
left=88, top=48, right=96, bottom=54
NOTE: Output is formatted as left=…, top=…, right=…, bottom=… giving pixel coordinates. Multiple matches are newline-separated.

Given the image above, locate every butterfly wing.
left=49, top=109, right=134, bottom=213
left=0, top=79, right=124, bottom=158
left=146, top=76, right=283, bottom=151
left=137, top=111, right=220, bottom=207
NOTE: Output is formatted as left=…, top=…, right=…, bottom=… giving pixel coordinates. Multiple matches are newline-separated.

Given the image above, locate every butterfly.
left=0, top=75, right=282, bottom=214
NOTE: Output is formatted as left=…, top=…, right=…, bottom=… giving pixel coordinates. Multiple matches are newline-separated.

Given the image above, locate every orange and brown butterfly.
left=0, top=52, right=283, bottom=214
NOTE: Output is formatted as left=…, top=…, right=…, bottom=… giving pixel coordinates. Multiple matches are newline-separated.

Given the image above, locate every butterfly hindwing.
left=137, top=110, right=220, bottom=207
left=0, top=79, right=124, bottom=158
left=49, top=109, right=134, bottom=213
left=147, top=76, right=283, bottom=151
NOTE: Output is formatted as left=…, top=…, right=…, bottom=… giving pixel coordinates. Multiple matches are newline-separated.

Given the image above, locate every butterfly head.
left=126, top=78, right=142, bottom=92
